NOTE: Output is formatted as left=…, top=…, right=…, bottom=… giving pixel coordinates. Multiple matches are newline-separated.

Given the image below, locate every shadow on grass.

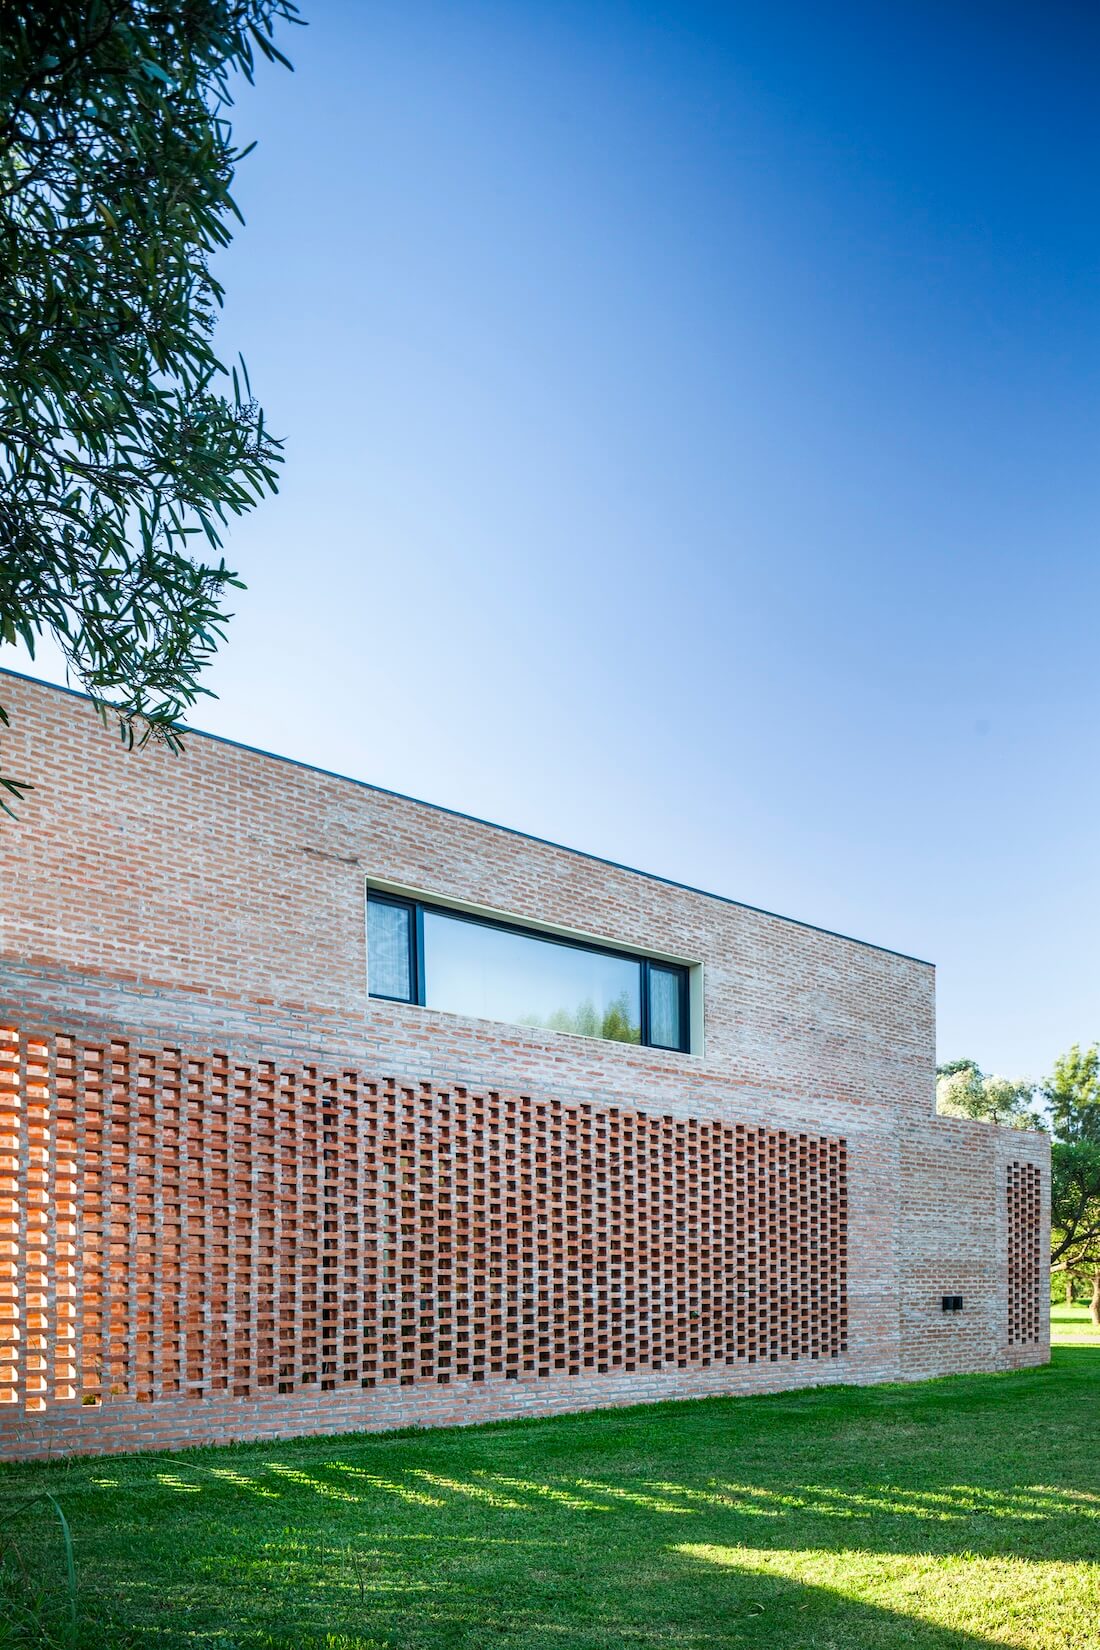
left=1, top=1347, right=1097, bottom=1649
left=207, top=1568, right=1045, bottom=1650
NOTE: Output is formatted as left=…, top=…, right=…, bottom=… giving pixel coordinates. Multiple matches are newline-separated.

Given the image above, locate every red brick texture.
left=1007, top=1162, right=1043, bottom=1347
left=0, top=671, right=1049, bottom=1460
left=0, top=1027, right=849, bottom=1448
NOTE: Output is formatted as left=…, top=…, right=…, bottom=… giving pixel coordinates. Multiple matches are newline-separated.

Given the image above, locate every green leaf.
left=0, top=0, right=296, bottom=817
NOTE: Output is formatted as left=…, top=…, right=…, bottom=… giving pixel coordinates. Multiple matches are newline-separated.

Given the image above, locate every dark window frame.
left=367, top=890, right=691, bottom=1053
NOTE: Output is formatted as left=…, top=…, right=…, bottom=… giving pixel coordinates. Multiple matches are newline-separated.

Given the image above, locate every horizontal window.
left=367, top=892, right=690, bottom=1053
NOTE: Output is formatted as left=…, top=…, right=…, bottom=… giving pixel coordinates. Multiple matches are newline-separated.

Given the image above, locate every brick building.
left=0, top=669, right=1048, bottom=1461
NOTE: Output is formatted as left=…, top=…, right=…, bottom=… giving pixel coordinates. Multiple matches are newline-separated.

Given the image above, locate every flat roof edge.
left=0, top=665, right=935, bottom=968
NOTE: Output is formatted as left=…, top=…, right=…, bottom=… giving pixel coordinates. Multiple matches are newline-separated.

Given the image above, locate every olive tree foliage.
left=0, top=1, right=301, bottom=815
left=934, top=1058, right=1044, bottom=1131
left=1044, top=1045, right=1100, bottom=1322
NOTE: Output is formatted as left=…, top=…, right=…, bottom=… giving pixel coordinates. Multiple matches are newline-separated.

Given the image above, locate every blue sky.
left=5, top=0, right=1098, bottom=1079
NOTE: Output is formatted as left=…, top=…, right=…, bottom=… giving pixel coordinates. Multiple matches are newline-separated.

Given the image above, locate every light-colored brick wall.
left=0, top=670, right=1049, bottom=1460
left=897, top=1115, right=1048, bottom=1379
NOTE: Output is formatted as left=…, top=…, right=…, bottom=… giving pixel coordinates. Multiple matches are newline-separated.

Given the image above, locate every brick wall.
left=0, top=671, right=1049, bottom=1460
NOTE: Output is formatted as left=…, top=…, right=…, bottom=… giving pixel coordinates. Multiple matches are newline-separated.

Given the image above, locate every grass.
left=1050, top=1302, right=1100, bottom=1343
left=2, top=1347, right=1098, bottom=1650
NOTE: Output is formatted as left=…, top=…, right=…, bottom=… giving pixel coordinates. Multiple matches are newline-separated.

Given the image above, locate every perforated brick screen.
left=1007, top=1160, right=1042, bottom=1345
left=0, top=1027, right=847, bottom=1423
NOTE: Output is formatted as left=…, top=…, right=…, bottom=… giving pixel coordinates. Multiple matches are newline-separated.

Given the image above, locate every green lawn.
left=2, top=1347, right=1098, bottom=1650
left=1051, top=1303, right=1100, bottom=1342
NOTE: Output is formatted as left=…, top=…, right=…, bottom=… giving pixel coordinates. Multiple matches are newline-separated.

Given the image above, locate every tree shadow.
left=3, top=1348, right=1098, bottom=1648
left=248, top=1570, right=1023, bottom=1650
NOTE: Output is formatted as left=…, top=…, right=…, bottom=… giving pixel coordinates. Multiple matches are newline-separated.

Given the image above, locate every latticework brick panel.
left=1006, top=1161, right=1042, bottom=1346
left=0, top=1027, right=848, bottom=1425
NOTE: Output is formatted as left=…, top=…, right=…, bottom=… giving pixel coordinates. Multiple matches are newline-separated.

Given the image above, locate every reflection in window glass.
left=367, top=898, right=413, bottom=1000
left=423, top=910, right=642, bottom=1044
left=648, top=964, right=682, bottom=1051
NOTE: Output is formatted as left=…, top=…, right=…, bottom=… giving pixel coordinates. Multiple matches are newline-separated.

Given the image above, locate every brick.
left=0, top=670, right=1050, bottom=1461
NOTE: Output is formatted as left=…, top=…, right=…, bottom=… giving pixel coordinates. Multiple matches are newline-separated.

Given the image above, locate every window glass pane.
left=368, top=899, right=413, bottom=1000
left=423, top=911, right=641, bottom=1043
left=648, top=965, right=683, bottom=1050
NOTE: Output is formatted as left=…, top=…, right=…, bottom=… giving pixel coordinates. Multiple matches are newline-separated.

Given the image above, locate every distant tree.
left=935, top=1059, right=1043, bottom=1130
left=523, top=993, right=641, bottom=1045
left=1044, top=1045, right=1100, bottom=1321
left=0, top=1, right=301, bottom=816
left=1044, top=1044, right=1100, bottom=1144
left=936, top=1058, right=979, bottom=1080
left=1050, top=1143, right=1100, bottom=1318
left=600, top=992, right=641, bottom=1045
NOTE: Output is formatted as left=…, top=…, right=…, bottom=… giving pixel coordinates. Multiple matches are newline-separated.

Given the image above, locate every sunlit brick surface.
left=0, top=671, right=1050, bottom=1457
left=0, top=1027, right=847, bottom=1417
left=1007, top=1161, right=1042, bottom=1346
